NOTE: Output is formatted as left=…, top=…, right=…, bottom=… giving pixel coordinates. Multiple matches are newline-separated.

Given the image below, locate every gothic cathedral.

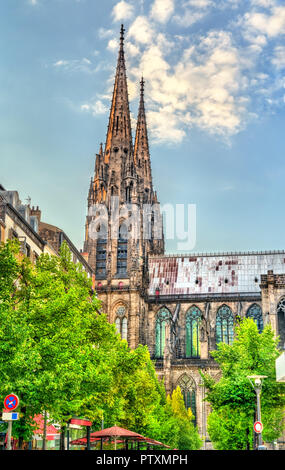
left=83, top=25, right=285, bottom=444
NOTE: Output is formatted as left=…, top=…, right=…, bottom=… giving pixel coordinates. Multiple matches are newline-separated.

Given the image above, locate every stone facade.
left=83, top=26, right=285, bottom=448
left=261, top=271, right=285, bottom=350
left=0, top=187, right=93, bottom=278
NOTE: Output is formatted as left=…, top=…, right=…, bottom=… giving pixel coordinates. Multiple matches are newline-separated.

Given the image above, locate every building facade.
left=83, top=26, right=285, bottom=446
left=0, top=186, right=93, bottom=279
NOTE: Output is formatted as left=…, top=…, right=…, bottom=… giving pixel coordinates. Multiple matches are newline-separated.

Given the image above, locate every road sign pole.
left=256, top=388, right=262, bottom=448
left=7, top=421, right=12, bottom=451
left=3, top=394, right=20, bottom=450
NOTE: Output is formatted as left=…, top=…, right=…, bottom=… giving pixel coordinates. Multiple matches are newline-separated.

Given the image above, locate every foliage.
left=0, top=240, right=199, bottom=450
left=0, top=241, right=121, bottom=441
left=200, top=318, right=285, bottom=449
left=165, top=386, right=202, bottom=450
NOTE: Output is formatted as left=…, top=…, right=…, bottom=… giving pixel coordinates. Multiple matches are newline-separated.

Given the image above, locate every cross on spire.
left=140, top=76, right=145, bottom=98
left=120, top=24, right=125, bottom=49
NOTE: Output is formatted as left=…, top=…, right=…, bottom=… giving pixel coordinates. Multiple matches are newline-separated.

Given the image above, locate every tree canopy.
left=0, top=240, right=201, bottom=450
left=200, top=318, right=285, bottom=450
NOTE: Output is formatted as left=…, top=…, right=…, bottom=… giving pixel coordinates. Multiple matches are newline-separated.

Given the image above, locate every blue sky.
left=1, top=0, right=285, bottom=254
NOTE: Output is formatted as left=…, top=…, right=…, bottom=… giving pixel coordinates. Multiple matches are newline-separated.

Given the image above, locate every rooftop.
left=148, top=250, right=285, bottom=297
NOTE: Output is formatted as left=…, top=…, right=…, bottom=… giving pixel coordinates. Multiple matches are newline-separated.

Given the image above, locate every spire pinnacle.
left=134, top=79, right=151, bottom=188
left=120, top=24, right=125, bottom=48
left=104, top=25, right=133, bottom=162
left=140, top=76, right=145, bottom=98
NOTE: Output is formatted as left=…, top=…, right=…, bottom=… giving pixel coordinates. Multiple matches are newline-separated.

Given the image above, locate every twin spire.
left=89, top=25, right=153, bottom=207
left=85, top=25, right=164, bottom=261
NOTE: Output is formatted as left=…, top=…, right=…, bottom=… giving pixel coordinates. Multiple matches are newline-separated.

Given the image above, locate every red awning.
left=90, top=425, right=145, bottom=439
left=70, top=426, right=169, bottom=448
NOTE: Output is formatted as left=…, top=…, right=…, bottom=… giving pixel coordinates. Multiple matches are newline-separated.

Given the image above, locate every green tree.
left=0, top=240, right=204, bottom=450
left=0, top=240, right=40, bottom=445
left=201, top=318, right=285, bottom=450
left=0, top=241, right=125, bottom=446
left=165, top=386, right=202, bottom=450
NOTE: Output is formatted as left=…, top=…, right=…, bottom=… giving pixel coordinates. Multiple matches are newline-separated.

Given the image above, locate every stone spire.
left=84, top=27, right=165, bottom=276
left=134, top=77, right=150, bottom=164
left=134, top=77, right=153, bottom=200
left=104, top=24, right=133, bottom=164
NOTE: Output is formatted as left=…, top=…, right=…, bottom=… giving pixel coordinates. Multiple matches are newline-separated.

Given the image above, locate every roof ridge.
left=149, top=249, right=285, bottom=259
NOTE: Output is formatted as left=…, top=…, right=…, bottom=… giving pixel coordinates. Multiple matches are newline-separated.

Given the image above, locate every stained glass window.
left=216, top=305, right=234, bottom=346
left=116, top=306, right=126, bottom=317
left=246, top=304, right=263, bottom=333
left=186, top=306, right=201, bottom=358
left=155, top=308, right=172, bottom=358
left=176, top=374, right=197, bottom=425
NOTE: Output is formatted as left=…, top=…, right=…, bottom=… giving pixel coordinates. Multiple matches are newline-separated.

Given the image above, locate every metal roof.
left=148, top=251, right=285, bottom=296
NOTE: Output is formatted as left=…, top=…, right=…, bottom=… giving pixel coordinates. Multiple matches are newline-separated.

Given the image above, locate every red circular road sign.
left=254, top=421, right=263, bottom=433
left=4, top=394, right=19, bottom=411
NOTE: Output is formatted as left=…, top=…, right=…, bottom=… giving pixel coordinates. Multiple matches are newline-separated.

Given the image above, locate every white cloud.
left=173, top=0, right=213, bottom=27
left=272, top=45, right=285, bottom=70
left=112, top=1, right=134, bottom=22
left=128, top=16, right=154, bottom=44
left=126, top=41, right=140, bottom=57
left=243, top=5, right=285, bottom=40
left=107, top=39, right=119, bottom=51
left=28, top=0, right=38, bottom=4
left=186, top=0, right=213, bottom=7
left=173, top=10, right=207, bottom=27
left=54, top=60, right=69, bottom=67
left=250, top=0, right=275, bottom=7
left=52, top=57, right=111, bottom=75
left=90, top=0, right=285, bottom=143
left=98, top=28, right=115, bottom=39
left=147, top=108, right=186, bottom=143
left=81, top=100, right=108, bottom=115
left=150, top=0, right=175, bottom=24
left=126, top=29, right=251, bottom=143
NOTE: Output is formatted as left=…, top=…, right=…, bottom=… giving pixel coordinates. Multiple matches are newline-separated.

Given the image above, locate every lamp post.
left=247, top=375, right=267, bottom=450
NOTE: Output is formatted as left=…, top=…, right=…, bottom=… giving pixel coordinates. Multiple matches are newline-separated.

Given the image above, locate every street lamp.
left=247, top=375, right=267, bottom=450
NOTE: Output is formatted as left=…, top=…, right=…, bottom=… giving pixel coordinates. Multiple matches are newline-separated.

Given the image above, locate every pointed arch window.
left=115, top=306, right=128, bottom=341
left=96, top=238, right=107, bottom=276
left=96, top=225, right=107, bottom=278
left=126, top=182, right=133, bottom=203
left=155, top=308, right=172, bottom=358
left=186, top=306, right=201, bottom=358
left=117, top=224, right=128, bottom=275
left=277, top=297, right=285, bottom=349
left=246, top=304, right=263, bottom=333
left=216, top=305, right=234, bottom=346
left=100, top=183, right=105, bottom=202
left=176, top=374, right=197, bottom=426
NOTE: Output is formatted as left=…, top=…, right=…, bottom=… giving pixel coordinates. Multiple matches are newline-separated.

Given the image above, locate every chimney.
left=30, top=206, right=41, bottom=224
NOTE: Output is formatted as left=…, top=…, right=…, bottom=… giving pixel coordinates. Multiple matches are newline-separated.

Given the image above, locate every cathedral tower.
left=83, top=25, right=164, bottom=348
